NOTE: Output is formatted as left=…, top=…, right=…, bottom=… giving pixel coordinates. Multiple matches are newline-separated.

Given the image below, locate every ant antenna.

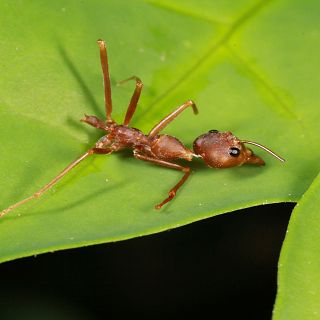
left=242, top=140, right=285, bottom=162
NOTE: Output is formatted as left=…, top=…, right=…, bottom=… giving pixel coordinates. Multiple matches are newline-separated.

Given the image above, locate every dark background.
left=0, top=203, right=293, bottom=320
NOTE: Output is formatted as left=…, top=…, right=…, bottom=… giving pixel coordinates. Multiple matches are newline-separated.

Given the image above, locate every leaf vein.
left=140, top=0, right=274, bottom=118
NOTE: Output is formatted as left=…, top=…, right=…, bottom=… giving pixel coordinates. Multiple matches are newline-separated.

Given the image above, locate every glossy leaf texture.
left=273, top=172, right=320, bottom=319
left=0, top=0, right=319, bottom=278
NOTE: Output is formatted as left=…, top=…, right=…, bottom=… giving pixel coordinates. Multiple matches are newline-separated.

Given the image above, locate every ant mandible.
left=0, top=40, right=285, bottom=217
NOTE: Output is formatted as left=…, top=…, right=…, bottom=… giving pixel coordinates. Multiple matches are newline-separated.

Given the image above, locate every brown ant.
left=0, top=40, right=285, bottom=217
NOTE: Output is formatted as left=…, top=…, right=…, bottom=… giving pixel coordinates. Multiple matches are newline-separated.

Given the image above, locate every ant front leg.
left=134, top=153, right=191, bottom=209
left=148, top=100, right=198, bottom=139
left=117, top=76, right=143, bottom=126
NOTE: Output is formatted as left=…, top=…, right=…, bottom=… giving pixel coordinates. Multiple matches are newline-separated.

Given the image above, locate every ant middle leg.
left=117, top=76, right=143, bottom=126
left=134, top=152, right=191, bottom=209
left=148, top=100, right=198, bottom=139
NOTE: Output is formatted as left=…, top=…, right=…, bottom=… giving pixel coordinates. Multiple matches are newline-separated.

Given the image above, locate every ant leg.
left=0, top=147, right=112, bottom=217
left=148, top=100, right=198, bottom=139
left=117, top=76, right=143, bottom=126
left=97, top=39, right=113, bottom=122
left=134, top=153, right=191, bottom=209
left=81, top=115, right=108, bottom=130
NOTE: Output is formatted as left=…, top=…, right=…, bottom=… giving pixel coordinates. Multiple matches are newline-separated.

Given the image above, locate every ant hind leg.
left=97, top=40, right=113, bottom=122
left=0, top=147, right=113, bottom=217
left=81, top=114, right=108, bottom=130
left=117, top=76, right=143, bottom=126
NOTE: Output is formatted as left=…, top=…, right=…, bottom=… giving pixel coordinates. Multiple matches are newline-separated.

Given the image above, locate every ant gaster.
left=0, top=40, right=285, bottom=217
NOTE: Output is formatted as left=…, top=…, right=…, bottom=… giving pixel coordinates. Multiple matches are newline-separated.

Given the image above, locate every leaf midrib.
left=138, top=0, right=292, bottom=123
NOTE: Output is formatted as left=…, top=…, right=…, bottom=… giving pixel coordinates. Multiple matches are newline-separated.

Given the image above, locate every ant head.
left=193, top=130, right=284, bottom=168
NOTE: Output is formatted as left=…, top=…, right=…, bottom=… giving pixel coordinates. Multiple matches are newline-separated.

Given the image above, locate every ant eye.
left=229, top=147, right=240, bottom=157
left=209, top=129, right=218, bottom=133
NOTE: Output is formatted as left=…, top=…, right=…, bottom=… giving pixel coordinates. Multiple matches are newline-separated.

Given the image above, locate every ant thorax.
left=149, top=134, right=194, bottom=161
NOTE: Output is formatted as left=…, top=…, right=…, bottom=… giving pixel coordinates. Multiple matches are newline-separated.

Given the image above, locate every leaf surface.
left=0, top=0, right=319, bottom=266
left=273, top=173, right=320, bottom=319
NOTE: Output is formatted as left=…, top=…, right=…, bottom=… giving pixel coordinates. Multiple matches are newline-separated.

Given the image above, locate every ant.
left=0, top=39, right=285, bottom=218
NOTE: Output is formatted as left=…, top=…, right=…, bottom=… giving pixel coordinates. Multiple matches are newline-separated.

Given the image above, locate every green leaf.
left=0, top=0, right=319, bottom=274
left=273, top=173, right=320, bottom=319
